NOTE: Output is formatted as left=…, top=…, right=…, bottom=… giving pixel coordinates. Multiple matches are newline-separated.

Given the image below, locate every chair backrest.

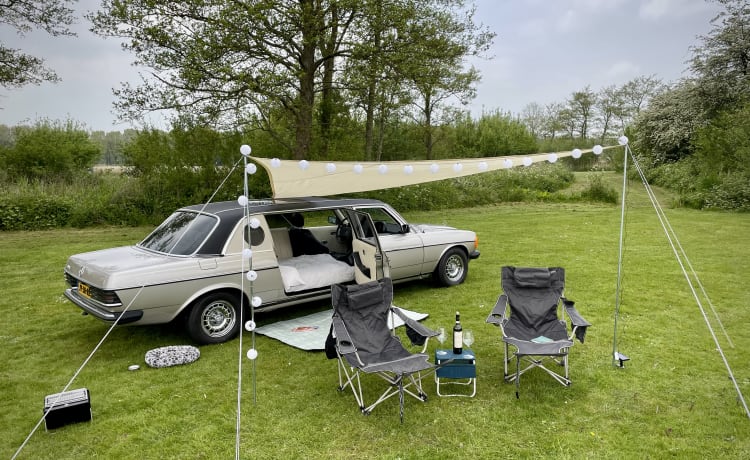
left=501, top=266, right=565, bottom=331
left=332, top=278, right=395, bottom=357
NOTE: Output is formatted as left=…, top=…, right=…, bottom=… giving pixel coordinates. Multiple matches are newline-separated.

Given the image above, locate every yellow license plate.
left=78, top=282, right=92, bottom=298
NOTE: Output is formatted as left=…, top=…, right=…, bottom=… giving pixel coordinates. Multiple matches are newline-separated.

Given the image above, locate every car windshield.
left=139, top=211, right=218, bottom=255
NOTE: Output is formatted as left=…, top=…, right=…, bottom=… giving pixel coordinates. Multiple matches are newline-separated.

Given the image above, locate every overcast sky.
left=0, top=0, right=723, bottom=133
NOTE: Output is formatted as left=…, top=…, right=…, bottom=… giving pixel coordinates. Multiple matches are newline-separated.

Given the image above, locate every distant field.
left=92, top=165, right=130, bottom=174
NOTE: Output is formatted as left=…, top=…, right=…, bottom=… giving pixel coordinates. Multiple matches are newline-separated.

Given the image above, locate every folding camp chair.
left=486, top=266, right=590, bottom=398
left=329, top=278, right=439, bottom=422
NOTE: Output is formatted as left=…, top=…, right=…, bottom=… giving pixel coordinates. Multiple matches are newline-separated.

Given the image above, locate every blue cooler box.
left=435, top=349, right=476, bottom=397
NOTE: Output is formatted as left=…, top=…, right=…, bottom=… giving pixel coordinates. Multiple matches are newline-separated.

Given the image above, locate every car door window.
left=358, top=207, right=402, bottom=234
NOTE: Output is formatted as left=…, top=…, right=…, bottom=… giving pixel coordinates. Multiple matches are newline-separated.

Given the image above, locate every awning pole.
left=612, top=144, right=629, bottom=367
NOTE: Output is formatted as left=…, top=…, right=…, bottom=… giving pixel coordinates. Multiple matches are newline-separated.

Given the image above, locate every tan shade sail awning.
left=250, top=146, right=618, bottom=199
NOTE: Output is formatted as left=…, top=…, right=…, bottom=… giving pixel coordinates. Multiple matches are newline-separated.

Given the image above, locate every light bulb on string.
left=353, top=164, right=363, bottom=174
left=522, top=157, right=533, bottom=167
left=593, top=145, right=604, bottom=155
left=325, top=163, right=336, bottom=173
left=270, top=158, right=281, bottom=168
left=238, top=195, right=248, bottom=206
left=548, top=153, right=558, bottom=163
left=249, top=217, right=260, bottom=229
left=378, top=164, right=388, bottom=174
left=453, top=163, right=463, bottom=173
left=245, top=320, right=256, bottom=331
left=572, top=148, right=582, bottom=159
left=298, top=160, right=309, bottom=170
left=242, top=248, right=253, bottom=260
left=403, top=165, right=414, bottom=175
left=245, top=163, right=257, bottom=175
left=478, top=161, right=488, bottom=171
left=618, top=136, right=629, bottom=146
left=246, top=270, right=257, bottom=281
left=503, top=159, right=513, bottom=168
left=246, top=348, right=258, bottom=360
left=430, top=163, right=440, bottom=174
left=240, top=145, right=252, bottom=157
left=251, top=296, right=262, bottom=308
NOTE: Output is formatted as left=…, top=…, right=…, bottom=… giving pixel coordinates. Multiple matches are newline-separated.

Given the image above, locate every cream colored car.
left=64, top=197, right=479, bottom=344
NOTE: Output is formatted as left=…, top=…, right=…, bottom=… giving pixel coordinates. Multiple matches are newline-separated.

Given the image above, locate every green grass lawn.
left=2, top=173, right=749, bottom=459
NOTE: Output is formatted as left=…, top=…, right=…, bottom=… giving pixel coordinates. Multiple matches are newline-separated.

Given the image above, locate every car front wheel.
left=435, top=247, right=468, bottom=286
left=186, top=292, right=241, bottom=344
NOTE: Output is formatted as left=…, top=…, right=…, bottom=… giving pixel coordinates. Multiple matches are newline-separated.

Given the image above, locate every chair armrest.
left=331, top=316, right=357, bottom=355
left=562, top=298, right=591, bottom=343
left=486, top=294, right=508, bottom=326
left=391, top=307, right=437, bottom=352
left=391, top=307, right=437, bottom=338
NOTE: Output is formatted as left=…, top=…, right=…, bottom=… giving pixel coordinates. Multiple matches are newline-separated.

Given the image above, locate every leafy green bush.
left=702, top=173, right=750, bottom=211
left=579, top=174, right=618, bottom=204
left=353, top=162, right=575, bottom=211
left=0, top=195, right=71, bottom=230
left=0, top=119, right=100, bottom=181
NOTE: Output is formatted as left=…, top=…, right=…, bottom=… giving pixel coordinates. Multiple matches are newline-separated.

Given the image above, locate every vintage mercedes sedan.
left=64, top=197, right=479, bottom=344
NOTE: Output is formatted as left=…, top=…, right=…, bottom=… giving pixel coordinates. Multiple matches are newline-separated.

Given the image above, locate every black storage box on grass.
left=43, top=388, right=91, bottom=430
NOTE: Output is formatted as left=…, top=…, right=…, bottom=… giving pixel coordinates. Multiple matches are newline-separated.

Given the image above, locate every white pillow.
left=279, top=264, right=306, bottom=288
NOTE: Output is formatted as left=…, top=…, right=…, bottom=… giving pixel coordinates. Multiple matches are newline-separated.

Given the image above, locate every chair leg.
left=503, top=342, right=511, bottom=382
left=398, top=378, right=405, bottom=424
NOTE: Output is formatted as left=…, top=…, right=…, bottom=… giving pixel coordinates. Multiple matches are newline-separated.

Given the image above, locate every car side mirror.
left=401, top=224, right=410, bottom=234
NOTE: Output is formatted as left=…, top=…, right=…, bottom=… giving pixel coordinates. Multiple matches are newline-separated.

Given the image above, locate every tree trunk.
left=423, top=91, right=433, bottom=160
left=319, top=4, right=339, bottom=158
left=365, top=81, right=376, bottom=161
left=295, top=0, right=317, bottom=160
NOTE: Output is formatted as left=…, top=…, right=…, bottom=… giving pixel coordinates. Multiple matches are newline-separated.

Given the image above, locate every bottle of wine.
left=453, top=311, right=463, bottom=354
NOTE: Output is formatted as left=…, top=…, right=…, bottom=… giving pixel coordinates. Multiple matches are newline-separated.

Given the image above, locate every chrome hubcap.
left=202, top=301, right=236, bottom=337
left=444, top=255, right=464, bottom=281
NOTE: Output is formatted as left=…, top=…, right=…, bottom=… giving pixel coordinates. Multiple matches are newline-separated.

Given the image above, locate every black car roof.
left=180, top=197, right=388, bottom=254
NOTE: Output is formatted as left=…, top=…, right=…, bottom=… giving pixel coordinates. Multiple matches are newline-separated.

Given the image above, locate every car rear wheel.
left=187, top=292, right=241, bottom=344
left=435, top=247, right=468, bottom=286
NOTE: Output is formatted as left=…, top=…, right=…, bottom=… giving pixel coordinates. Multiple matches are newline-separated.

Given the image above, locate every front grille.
left=64, top=272, right=123, bottom=306
left=64, top=272, right=77, bottom=287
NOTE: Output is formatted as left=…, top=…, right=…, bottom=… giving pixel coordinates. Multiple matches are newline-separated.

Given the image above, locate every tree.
left=618, top=75, right=664, bottom=120
left=543, top=102, right=566, bottom=140
left=632, top=82, right=704, bottom=165
left=0, top=0, right=76, bottom=90
left=343, top=0, right=412, bottom=161
left=399, top=1, right=494, bottom=159
left=90, top=0, right=359, bottom=160
left=90, top=0, right=492, bottom=161
left=568, top=86, right=596, bottom=140
left=596, top=84, right=624, bottom=142
left=689, top=0, right=750, bottom=115
left=520, top=102, right=545, bottom=139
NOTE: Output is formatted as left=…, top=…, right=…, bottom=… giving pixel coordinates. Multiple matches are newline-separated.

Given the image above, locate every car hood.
left=410, top=223, right=458, bottom=232
left=65, top=246, right=182, bottom=289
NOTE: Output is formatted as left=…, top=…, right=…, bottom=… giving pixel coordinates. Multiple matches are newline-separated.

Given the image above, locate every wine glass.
left=463, top=330, right=474, bottom=349
left=437, top=327, right=447, bottom=346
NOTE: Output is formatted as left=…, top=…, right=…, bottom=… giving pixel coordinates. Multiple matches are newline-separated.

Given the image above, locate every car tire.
left=435, top=247, right=468, bottom=286
left=186, top=292, right=241, bottom=344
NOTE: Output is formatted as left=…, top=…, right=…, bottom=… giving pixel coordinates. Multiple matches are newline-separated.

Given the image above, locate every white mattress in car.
left=278, top=254, right=355, bottom=292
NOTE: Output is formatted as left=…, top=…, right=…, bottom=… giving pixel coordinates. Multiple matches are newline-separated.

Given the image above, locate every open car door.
left=342, top=209, right=390, bottom=284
